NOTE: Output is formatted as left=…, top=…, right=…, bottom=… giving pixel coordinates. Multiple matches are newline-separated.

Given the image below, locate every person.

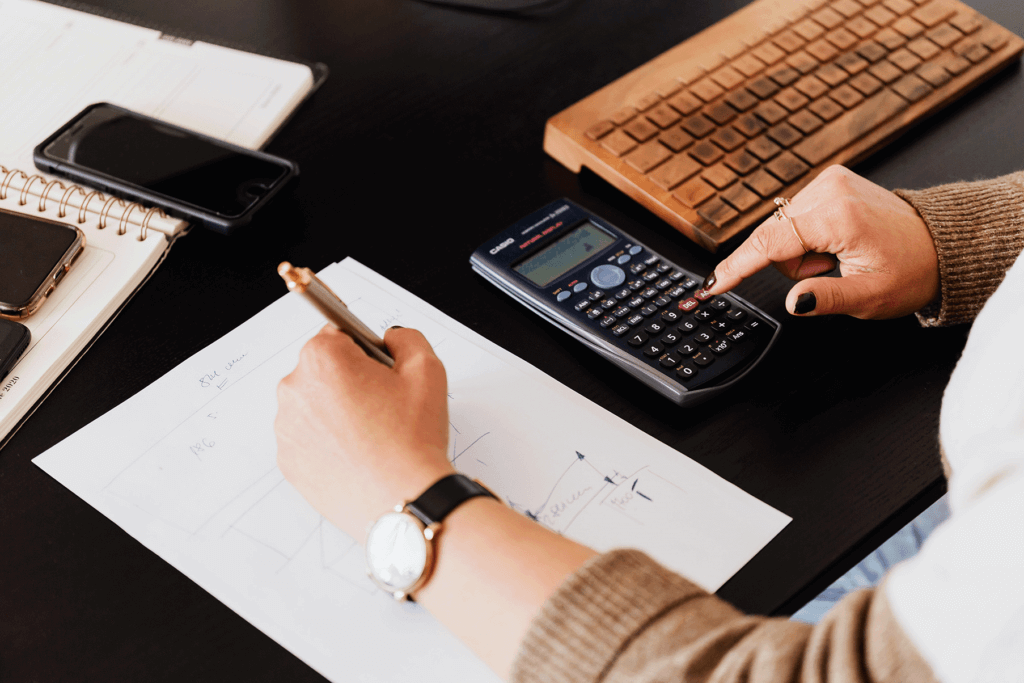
left=274, top=165, right=1024, bottom=682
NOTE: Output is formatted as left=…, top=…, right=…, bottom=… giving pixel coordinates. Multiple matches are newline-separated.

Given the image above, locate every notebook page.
left=34, top=258, right=791, bottom=683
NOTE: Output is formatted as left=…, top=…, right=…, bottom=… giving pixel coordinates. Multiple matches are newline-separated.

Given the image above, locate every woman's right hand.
left=703, top=165, right=940, bottom=319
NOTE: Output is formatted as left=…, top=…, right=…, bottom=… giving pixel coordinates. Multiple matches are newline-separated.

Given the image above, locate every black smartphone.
left=33, top=103, right=299, bottom=235
left=0, top=208, right=85, bottom=319
left=0, top=318, right=31, bottom=382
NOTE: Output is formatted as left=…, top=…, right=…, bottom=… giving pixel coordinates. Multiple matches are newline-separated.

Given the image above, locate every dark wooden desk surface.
left=2, top=0, right=1022, bottom=679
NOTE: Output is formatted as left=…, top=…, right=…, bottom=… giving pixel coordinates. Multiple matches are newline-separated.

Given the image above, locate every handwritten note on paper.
left=34, top=258, right=790, bottom=683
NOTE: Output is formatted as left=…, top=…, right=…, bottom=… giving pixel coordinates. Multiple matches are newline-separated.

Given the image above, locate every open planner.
left=35, top=258, right=791, bottom=682
left=0, top=0, right=326, bottom=445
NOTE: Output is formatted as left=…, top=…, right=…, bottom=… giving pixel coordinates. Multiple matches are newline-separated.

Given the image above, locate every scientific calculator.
left=470, top=199, right=780, bottom=405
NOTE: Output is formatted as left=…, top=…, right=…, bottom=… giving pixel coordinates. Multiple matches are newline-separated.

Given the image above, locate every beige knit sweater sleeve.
left=510, top=172, right=1024, bottom=683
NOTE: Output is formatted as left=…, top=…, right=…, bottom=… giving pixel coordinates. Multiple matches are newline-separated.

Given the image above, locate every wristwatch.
left=365, top=473, right=499, bottom=600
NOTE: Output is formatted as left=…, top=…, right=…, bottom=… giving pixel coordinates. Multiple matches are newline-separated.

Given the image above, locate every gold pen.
left=278, top=262, right=395, bottom=367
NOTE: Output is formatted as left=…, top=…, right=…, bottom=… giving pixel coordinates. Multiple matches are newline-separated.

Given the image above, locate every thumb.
left=383, top=326, right=445, bottom=377
left=786, top=273, right=892, bottom=319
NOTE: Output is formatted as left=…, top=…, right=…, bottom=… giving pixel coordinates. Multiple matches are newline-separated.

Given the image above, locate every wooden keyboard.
left=544, top=0, right=1024, bottom=251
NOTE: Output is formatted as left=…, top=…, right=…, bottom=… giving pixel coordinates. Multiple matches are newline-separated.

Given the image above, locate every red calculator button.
left=678, top=297, right=699, bottom=312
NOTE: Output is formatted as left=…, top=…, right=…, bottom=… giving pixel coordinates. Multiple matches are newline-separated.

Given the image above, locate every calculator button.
left=694, top=330, right=714, bottom=343
left=642, top=270, right=660, bottom=282
left=627, top=331, right=649, bottom=347
left=678, top=298, right=699, bottom=312
left=590, top=264, right=626, bottom=289
left=575, top=300, right=591, bottom=312
left=710, top=319, right=731, bottom=332
left=676, top=364, right=698, bottom=381
left=660, top=330, right=681, bottom=346
left=627, top=314, right=645, bottom=326
left=556, top=291, right=571, bottom=302
left=679, top=277, right=698, bottom=290
left=642, top=287, right=659, bottom=300
left=727, top=309, right=747, bottom=321
left=629, top=263, right=647, bottom=275
left=655, top=278, right=673, bottom=291
left=573, top=282, right=588, bottom=293
left=745, top=319, right=765, bottom=332
left=709, top=339, right=732, bottom=355
left=661, top=309, right=682, bottom=324
left=614, top=288, right=632, bottom=300
left=644, top=255, right=659, bottom=266
left=587, top=308, right=603, bottom=319
left=629, top=245, right=643, bottom=255
left=641, top=304, right=659, bottom=317
left=654, top=296, right=671, bottom=308
left=628, top=278, right=645, bottom=291
left=669, top=270, right=685, bottom=281
left=613, top=306, right=632, bottom=318
left=612, top=324, right=631, bottom=337
left=657, top=263, right=672, bottom=274
left=692, top=352, right=715, bottom=367
left=600, top=299, right=617, bottom=310
left=589, top=290, right=605, bottom=301
left=678, top=341, right=699, bottom=356
left=642, top=341, right=665, bottom=358
left=678, top=320, right=699, bottom=334
left=644, top=320, right=667, bottom=335
left=617, top=254, right=631, bottom=265
left=693, top=309, right=714, bottom=321
left=660, top=353, right=681, bottom=368
left=600, top=316, right=617, bottom=328
left=708, top=298, right=730, bottom=311
left=694, top=288, right=713, bottom=301
left=727, top=329, right=749, bottom=343
left=666, top=286, right=686, bottom=299
left=627, top=296, right=645, bottom=308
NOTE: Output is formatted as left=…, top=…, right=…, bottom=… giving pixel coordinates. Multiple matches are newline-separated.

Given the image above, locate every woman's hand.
left=275, top=326, right=455, bottom=539
left=704, top=166, right=940, bottom=319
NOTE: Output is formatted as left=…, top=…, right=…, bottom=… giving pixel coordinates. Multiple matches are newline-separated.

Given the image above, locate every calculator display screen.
left=513, top=222, right=616, bottom=287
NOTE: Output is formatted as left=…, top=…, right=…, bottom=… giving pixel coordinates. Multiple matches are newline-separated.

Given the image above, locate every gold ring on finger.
left=773, top=197, right=808, bottom=253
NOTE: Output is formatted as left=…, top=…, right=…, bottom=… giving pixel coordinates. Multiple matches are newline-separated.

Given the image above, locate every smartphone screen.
left=41, top=106, right=290, bottom=218
left=0, top=211, right=80, bottom=309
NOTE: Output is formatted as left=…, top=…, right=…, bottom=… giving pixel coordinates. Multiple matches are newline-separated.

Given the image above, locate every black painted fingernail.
left=389, top=325, right=404, bottom=329
left=701, top=271, right=717, bottom=291
left=794, top=292, right=816, bottom=315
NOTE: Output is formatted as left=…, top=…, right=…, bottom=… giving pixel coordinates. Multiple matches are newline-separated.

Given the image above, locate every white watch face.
left=365, top=511, right=428, bottom=594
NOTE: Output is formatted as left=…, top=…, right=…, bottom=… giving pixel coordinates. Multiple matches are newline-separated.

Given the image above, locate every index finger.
left=704, top=206, right=807, bottom=296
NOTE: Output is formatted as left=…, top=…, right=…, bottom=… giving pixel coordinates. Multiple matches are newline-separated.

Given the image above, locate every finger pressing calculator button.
left=642, top=341, right=665, bottom=358
left=655, top=278, right=673, bottom=291
left=644, top=320, right=667, bottom=335
left=694, top=288, right=713, bottom=301
left=628, top=279, right=645, bottom=291
left=629, top=246, right=643, bottom=255
left=600, top=316, right=617, bottom=328
left=627, top=331, right=649, bottom=347
left=589, top=290, right=605, bottom=301
left=660, top=330, right=682, bottom=346
left=587, top=308, right=603, bottom=319
left=627, top=313, right=645, bottom=326
left=710, top=319, right=731, bottom=332
left=557, top=291, right=571, bottom=302
left=727, top=308, right=747, bottom=321
left=613, top=306, right=632, bottom=318
left=692, top=352, right=715, bottom=367
left=660, top=353, right=682, bottom=368
left=708, top=298, right=730, bottom=311
left=641, top=304, right=659, bottom=317
left=617, top=254, right=631, bottom=265
left=678, top=320, right=699, bottom=334
left=727, top=329, right=749, bottom=343
left=573, top=282, right=588, bottom=293
left=678, top=341, right=699, bottom=356
left=693, top=309, right=714, bottom=321
left=678, top=298, right=699, bottom=312
left=661, top=309, right=682, bottom=323
left=614, top=288, right=631, bottom=300
left=709, top=339, right=732, bottom=355
left=612, top=324, right=631, bottom=337
left=591, top=264, right=626, bottom=289
left=694, top=330, right=714, bottom=343
left=629, top=263, right=647, bottom=275
left=676, top=364, right=698, bottom=381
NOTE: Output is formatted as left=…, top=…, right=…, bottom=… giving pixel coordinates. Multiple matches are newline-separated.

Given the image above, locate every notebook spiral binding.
left=0, top=165, right=166, bottom=241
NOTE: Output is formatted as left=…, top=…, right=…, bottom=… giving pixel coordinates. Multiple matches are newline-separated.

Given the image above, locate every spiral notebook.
left=0, top=0, right=327, bottom=446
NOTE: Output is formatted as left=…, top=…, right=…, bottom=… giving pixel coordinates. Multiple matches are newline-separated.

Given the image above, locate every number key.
left=660, top=330, right=682, bottom=346
left=694, top=330, right=714, bottom=343
left=642, top=341, right=665, bottom=358
left=676, top=364, right=698, bottom=381
left=678, top=341, right=699, bottom=356
left=644, top=320, right=667, bottom=335
left=660, top=353, right=682, bottom=369
left=677, top=319, right=699, bottom=334
left=627, top=331, right=649, bottom=347
left=661, top=309, right=682, bottom=323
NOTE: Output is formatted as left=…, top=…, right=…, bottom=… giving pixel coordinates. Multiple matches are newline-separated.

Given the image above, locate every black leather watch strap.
left=405, top=474, right=497, bottom=526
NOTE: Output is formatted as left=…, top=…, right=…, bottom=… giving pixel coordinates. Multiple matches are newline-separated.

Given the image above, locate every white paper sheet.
left=34, top=259, right=791, bottom=682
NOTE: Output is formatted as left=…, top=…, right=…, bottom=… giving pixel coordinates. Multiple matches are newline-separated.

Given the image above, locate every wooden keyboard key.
left=889, top=47, right=923, bottom=71
left=848, top=16, right=880, bottom=38
left=892, top=16, right=926, bottom=38
left=682, top=113, right=716, bottom=138
left=807, top=39, right=840, bottom=62
left=611, top=107, right=637, bottom=125
left=891, top=73, right=933, bottom=101
left=787, top=51, right=820, bottom=74
left=635, top=92, right=662, bottom=111
left=752, top=41, right=787, bottom=65
left=689, top=140, right=725, bottom=165
left=836, top=52, right=871, bottom=74
left=768, top=65, right=801, bottom=86
left=791, top=89, right=909, bottom=165
left=626, top=140, right=673, bottom=173
left=775, top=87, right=811, bottom=111
left=942, top=54, right=971, bottom=75
left=950, top=12, right=982, bottom=35
left=812, top=7, right=845, bottom=29
left=926, top=23, right=963, bottom=48
left=585, top=120, right=614, bottom=140
left=796, top=75, right=830, bottom=99
left=702, top=163, right=739, bottom=189
left=623, top=117, right=659, bottom=141
left=768, top=122, right=804, bottom=147
left=809, top=96, right=845, bottom=120
left=755, top=100, right=790, bottom=125
left=916, top=61, right=951, bottom=87
left=724, top=150, right=760, bottom=175
left=711, top=127, right=746, bottom=151
left=830, top=83, right=865, bottom=108
left=748, top=77, right=781, bottom=99
left=865, top=6, right=898, bottom=26
left=743, top=168, right=784, bottom=198
left=668, top=90, right=703, bottom=115
left=721, top=183, right=761, bottom=211
left=857, top=41, right=889, bottom=62
left=673, top=177, right=716, bottom=207
left=826, top=27, right=858, bottom=50
left=794, top=18, right=826, bottom=41
left=601, top=129, right=639, bottom=156
left=907, top=36, right=941, bottom=60
left=698, top=197, right=740, bottom=227
left=831, top=0, right=863, bottom=18
left=725, top=88, right=759, bottom=112
left=747, top=134, right=783, bottom=161
left=817, top=63, right=850, bottom=86
left=849, top=71, right=884, bottom=95
left=911, top=0, right=956, bottom=27
left=734, top=113, right=768, bottom=137
left=691, top=77, right=726, bottom=102
left=883, top=0, right=915, bottom=15
left=656, top=79, right=684, bottom=98
left=732, top=54, right=768, bottom=78
left=789, top=109, right=826, bottom=134
left=711, top=65, right=746, bottom=90
left=659, top=127, right=695, bottom=152
left=875, top=27, right=908, bottom=49
left=955, top=39, right=991, bottom=63
left=773, top=30, right=806, bottom=53
left=766, top=151, right=810, bottom=183
left=869, top=59, right=904, bottom=82
left=706, top=102, right=739, bottom=125
left=649, top=154, right=702, bottom=190
left=646, top=103, right=682, bottom=128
